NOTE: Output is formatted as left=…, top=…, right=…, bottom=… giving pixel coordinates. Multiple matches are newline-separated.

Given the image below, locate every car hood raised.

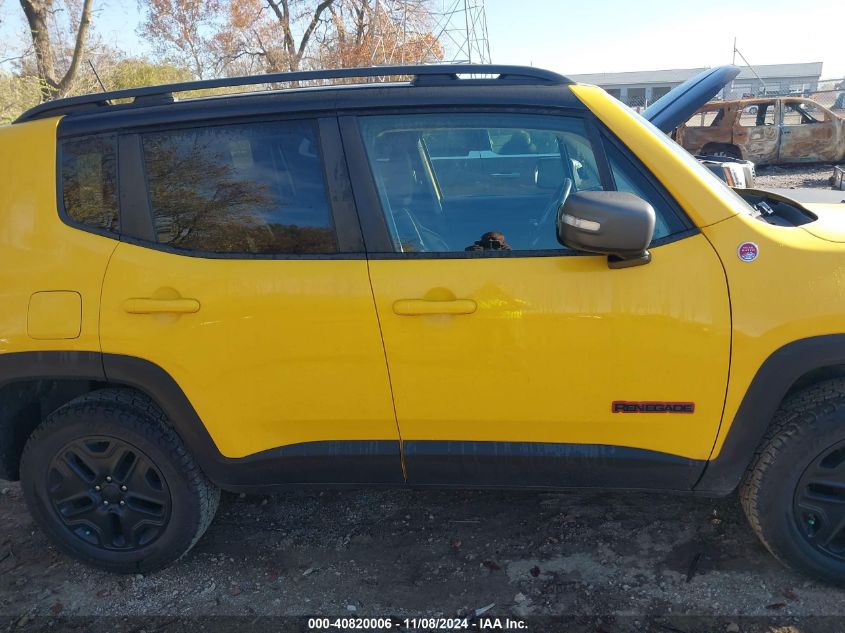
left=643, top=65, right=741, bottom=133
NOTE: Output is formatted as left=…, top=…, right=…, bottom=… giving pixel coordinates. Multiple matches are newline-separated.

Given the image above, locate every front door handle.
left=392, top=298, right=477, bottom=316
left=122, top=298, right=201, bottom=314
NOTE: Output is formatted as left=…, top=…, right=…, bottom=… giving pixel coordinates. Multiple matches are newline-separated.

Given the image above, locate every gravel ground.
left=754, top=163, right=840, bottom=190
left=2, top=479, right=845, bottom=632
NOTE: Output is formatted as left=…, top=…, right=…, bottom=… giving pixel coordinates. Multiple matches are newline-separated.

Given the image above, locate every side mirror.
left=556, top=191, right=656, bottom=268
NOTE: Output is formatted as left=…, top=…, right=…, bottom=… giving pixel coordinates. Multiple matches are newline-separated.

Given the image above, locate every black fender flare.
left=695, top=335, right=845, bottom=494
left=0, top=351, right=401, bottom=489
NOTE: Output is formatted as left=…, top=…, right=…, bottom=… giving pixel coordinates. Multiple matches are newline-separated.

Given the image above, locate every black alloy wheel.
left=46, top=435, right=172, bottom=551
left=793, top=440, right=845, bottom=561
left=21, top=388, right=219, bottom=573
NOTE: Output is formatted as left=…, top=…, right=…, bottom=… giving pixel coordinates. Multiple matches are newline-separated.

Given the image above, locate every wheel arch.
left=0, top=352, right=221, bottom=483
left=0, top=351, right=402, bottom=490
left=695, top=335, right=845, bottom=494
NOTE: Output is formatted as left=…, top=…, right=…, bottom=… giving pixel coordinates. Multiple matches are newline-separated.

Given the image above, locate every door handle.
left=122, top=298, right=201, bottom=314
left=392, top=298, right=477, bottom=316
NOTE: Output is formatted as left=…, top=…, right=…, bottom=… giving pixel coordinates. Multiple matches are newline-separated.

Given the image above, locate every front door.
left=779, top=99, right=841, bottom=163
left=99, top=117, right=400, bottom=482
left=351, top=110, right=731, bottom=489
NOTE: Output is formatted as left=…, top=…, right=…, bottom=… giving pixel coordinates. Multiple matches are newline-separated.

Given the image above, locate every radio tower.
left=430, top=0, right=492, bottom=64
left=370, top=0, right=492, bottom=65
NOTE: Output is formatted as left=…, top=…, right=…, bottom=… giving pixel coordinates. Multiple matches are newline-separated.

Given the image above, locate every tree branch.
left=297, top=0, right=335, bottom=61
left=56, top=0, right=93, bottom=94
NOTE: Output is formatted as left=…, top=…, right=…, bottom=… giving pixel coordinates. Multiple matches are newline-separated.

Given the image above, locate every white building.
left=569, top=62, right=824, bottom=108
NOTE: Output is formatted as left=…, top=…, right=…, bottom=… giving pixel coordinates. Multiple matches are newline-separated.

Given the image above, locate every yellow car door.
left=99, top=117, right=401, bottom=484
left=347, top=110, right=731, bottom=489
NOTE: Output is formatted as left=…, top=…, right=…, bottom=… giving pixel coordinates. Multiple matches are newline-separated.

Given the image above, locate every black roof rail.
left=15, top=64, right=571, bottom=124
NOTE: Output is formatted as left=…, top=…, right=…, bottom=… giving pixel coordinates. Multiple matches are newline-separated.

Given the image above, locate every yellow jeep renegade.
left=3, top=64, right=845, bottom=583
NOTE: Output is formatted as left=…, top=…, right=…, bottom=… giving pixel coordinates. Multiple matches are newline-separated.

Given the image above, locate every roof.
left=16, top=64, right=572, bottom=124
left=570, top=62, right=824, bottom=87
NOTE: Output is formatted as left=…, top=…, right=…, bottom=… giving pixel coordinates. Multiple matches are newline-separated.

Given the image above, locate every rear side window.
left=61, top=135, right=119, bottom=233
left=739, top=103, right=776, bottom=127
left=684, top=109, right=724, bottom=128
left=141, top=120, right=337, bottom=255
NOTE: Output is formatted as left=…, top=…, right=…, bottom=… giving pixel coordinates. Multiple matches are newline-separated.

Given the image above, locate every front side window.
left=61, top=135, right=119, bottom=233
left=359, top=113, right=603, bottom=253
left=604, top=141, right=685, bottom=241
left=142, top=120, right=337, bottom=255
left=783, top=101, right=828, bottom=126
left=739, top=102, right=776, bottom=127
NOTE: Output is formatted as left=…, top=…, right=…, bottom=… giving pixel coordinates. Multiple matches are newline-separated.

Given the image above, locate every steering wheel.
left=529, top=178, right=573, bottom=249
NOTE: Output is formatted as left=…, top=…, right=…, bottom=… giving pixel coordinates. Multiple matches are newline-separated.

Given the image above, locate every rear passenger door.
left=99, top=117, right=401, bottom=482
left=733, top=101, right=779, bottom=163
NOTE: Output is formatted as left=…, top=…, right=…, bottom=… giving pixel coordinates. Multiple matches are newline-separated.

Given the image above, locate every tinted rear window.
left=141, top=120, right=337, bottom=255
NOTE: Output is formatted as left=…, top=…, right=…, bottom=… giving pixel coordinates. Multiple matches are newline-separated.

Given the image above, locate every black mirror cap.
left=556, top=191, right=656, bottom=259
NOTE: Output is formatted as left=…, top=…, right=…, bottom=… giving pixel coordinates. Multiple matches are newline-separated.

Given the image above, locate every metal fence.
left=617, top=78, right=845, bottom=113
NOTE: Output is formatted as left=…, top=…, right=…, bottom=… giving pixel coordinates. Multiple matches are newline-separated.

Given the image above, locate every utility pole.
left=733, top=39, right=767, bottom=95
left=370, top=0, right=492, bottom=66
left=427, top=0, right=492, bottom=64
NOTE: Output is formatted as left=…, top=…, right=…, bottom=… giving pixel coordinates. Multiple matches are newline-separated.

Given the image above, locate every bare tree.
left=19, top=0, right=94, bottom=100
left=138, top=0, right=227, bottom=79
left=323, top=0, right=441, bottom=68
left=140, top=0, right=442, bottom=81
left=263, top=0, right=336, bottom=71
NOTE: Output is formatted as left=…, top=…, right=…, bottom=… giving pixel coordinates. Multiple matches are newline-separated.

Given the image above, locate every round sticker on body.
left=737, top=242, right=759, bottom=262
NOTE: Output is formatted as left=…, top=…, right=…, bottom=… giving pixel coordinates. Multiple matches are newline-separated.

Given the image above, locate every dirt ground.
left=754, top=163, right=839, bottom=190
left=3, top=163, right=845, bottom=633
left=3, top=480, right=845, bottom=632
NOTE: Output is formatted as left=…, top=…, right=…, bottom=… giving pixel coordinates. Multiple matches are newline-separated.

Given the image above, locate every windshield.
left=625, top=103, right=759, bottom=218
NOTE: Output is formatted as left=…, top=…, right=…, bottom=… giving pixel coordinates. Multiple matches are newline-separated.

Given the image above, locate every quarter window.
left=61, top=135, right=119, bottom=233
left=141, top=120, right=337, bottom=255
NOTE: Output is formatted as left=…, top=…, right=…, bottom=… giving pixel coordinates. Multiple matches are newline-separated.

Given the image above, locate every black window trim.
left=56, top=132, right=122, bottom=241
left=345, top=106, right=697, bottom=259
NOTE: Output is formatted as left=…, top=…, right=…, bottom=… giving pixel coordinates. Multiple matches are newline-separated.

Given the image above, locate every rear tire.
left=20, top=388, right=219, bottom=573
left=740, top=379, right=845, bottom=586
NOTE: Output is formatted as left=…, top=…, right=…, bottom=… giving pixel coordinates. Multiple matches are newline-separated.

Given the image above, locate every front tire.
left=20, top=388, right=219, bottom=573
left=740, top=379, right=845, bottom=586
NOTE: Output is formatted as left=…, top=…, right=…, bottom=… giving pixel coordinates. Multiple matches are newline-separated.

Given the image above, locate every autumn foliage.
left=2, top=0, right=444, bottom=121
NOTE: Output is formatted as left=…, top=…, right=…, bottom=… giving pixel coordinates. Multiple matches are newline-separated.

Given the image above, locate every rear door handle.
left=392, top=298, right=477, bottom=316
left=122, top=298, right=201, bottom=314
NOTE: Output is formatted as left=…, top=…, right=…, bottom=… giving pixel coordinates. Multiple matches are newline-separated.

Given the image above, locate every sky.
left=2, top=0, right=843, bottom=79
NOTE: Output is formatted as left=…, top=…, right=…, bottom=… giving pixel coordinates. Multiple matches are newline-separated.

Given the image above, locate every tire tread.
left=21, top=387, right=219, bottom=572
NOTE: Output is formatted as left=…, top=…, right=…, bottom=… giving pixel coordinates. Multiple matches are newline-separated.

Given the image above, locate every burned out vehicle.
left=676, top=97, right=845, bottom=165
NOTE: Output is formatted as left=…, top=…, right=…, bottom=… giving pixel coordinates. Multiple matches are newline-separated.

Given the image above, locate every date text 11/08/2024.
left=307, top=617, right=529, bottom=630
